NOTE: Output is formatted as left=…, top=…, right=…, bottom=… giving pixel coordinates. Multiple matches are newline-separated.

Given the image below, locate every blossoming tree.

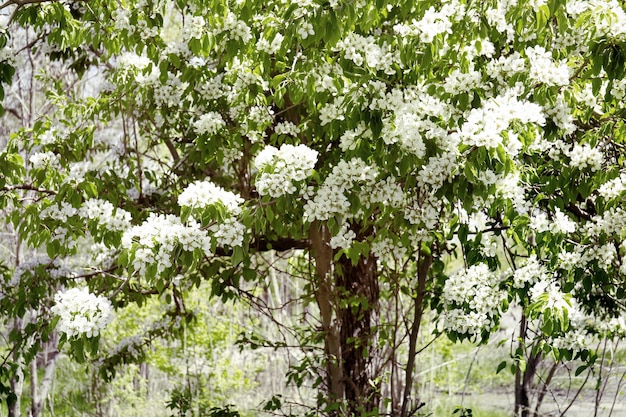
left=2, top=0, right=626, bottom=415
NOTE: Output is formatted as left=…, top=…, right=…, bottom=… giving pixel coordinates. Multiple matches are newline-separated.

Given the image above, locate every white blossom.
left=29, top=152, right=60, bottom=170
left=209, top=217, right=246, bottom=248
left=329, top=222, right=356, bottom=250
left=52, top=288, right=114, bottom=338
left=254, top=144, right=318, bottom=198
left=526, top=45, right=570, bottom=87
left=79, top=199, right=133, bottom=232
left=440, top=264, right=505, bottom=336
left=121, top=213, right=212, bottom=276
left=193, top=111, right=226, bottom=136
left=512, top=255, right=550, bottom=289
left=303, top=158, right=379, bottom=221
left=178, top=180, right=244, bottom=215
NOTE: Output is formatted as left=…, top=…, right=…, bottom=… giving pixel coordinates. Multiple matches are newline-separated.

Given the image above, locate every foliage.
left=2, top=0, right=626, bottom=415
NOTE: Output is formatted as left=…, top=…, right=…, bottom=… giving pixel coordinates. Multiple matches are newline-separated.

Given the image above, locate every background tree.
left=1, top=0, right=626, bottom=416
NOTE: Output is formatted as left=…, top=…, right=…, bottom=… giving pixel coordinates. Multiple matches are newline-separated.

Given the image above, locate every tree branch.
left=1, top=184, right=57, bottom=195
left=213, top=237, right=310, bottom=257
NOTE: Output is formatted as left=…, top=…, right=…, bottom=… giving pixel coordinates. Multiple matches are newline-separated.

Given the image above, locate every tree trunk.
left=514, top=314, right=528, bottom=417
left=400, top=252, right=432, bottom=417
left=311, top=221, right=383, bottom=415
left=514, top=314, right=542, bottom=417
left=9, top=365, right=23, bottom=417
left=30, top=332, right=59, bottom=417
left=310, top=221, right=344, bottom=414
left=338, top=250, right=380, bottom=416
left=9, top=318, right=24, bottom=417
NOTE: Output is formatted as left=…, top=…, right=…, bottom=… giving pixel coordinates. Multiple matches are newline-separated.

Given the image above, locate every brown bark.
left=515, top=314, right=542, bottom=417
left=400, top=252, right=432, bottom=417
left=310, top=221, right=344, bottom=412
left=338, top=250, right=380, bottom=415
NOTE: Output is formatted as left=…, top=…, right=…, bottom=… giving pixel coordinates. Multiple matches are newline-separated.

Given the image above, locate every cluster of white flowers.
left=611, top=79, right=626, bottom=100
left=253, top=144, right=319, bottom=198
left=461, top=209, right=489, bottom=233
left=599, top=173, right=626, bottom=199
left=41, top=202, right=77, bottom=222
left=443, top=68, right=483, bottom=95
left=526, top=45, right=570, bottom=87
left=486, top=52, right=527, bottom=85
left=193, top=111, right=226, bottom=136
left=496, top=173, right=529, bottom=214
left=480, top=234, right=499, bottom=257
left=404, top=195, right=441, bottom=228
left=393, top=1, right=463, bottom=43
left=113, top=7, right=132, bottom=32
left=209, top=217, right=246, bottom=248
left=456, top=92, right=545, bottom=149
left=220, top=11, right=252, bottom=43
left=62, top=149, right=127, bottom=185
left=117, top=52, right=152, bottom=70
left=121, top=214, right=212, bottom=275
left=381, top=111, right=431, bottom=158
left=529, top=210, right=550, bottom=232
left=36, top=130, right=58, bottom=145
left=79, top=199, right=133, bottom=232
left=590, top=243, right=617, bottom=271
left=340, top=122, right=371, bottom=152
left=336, top=34, right=399, bottom=74
left=245, top=105, right=275, bottom=130
left=304, top=158, right=379, bottom=221
left=329, top=222, right=356, bottom=250
left=257, top=33, right=284, bottom=55
left=181, top=16, right=206, bottom=41
left=225, top=57, right=270, bottom=97
left=51, top=287, right=114, bottom=338
left=530, top=280, right=570, bottom=310
left=553, top=209, right=577, bottom=234
left=307, top=62, right=342, bottom=95
left=0, top=43, right=15, bottom=65
left=371, top=236, right=408, bottom=266
left=595, top=316, right=626, bottom=337
left=553, top=24, right=588, bottom=54
left=364, top=177, right=405, bottom=208
left=566, top=144, right=604, bottom=171
left=512, top=255, right=550, bottom=288
left=107, top=335, right=144, bottom=359
left=584, top=207, right=626, bottom=236
left=371, top=85, right=452, bottom=132
left=319, top=97, right=346, bottom=126
left=484, top=3, right=516, bottom=41
left=551, top=329, right=587, bottom=354
left=153, top=74, right=188, bottom=108
left=415, top=151, right=458, bottom=189
left=29, top=151, right=60, bottom=170
left=558, top=248, right=585, bottom=270
left=529, top=208, right=576, bottom=234
left=545, top=93, right=576, bottom=135
left=178, top=180, right=244, bottom=215
left=567, top=0, right=626, bottom=41
left=274, top=121, right=301, bottom=137
left=575, top=84, right=604, bottom=113
left=440, top=264, right=504, bottom=336
left=196, top=73, right=228, bottom=101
